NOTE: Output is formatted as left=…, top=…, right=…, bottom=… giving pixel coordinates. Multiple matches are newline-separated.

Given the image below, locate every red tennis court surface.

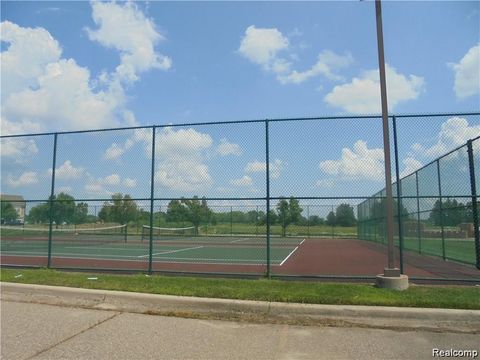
left=2, top=238, right=479, bottom=280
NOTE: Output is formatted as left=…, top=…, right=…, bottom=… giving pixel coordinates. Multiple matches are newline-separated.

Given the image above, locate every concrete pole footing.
left=376, top=274, right=409, bottom=291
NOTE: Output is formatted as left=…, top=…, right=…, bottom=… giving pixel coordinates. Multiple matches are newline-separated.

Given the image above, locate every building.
left=0, top=194, right=26, bottom=224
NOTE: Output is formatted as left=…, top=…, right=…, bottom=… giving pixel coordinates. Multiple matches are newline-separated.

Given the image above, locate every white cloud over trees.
left=324, top=64, right=425, bottom=114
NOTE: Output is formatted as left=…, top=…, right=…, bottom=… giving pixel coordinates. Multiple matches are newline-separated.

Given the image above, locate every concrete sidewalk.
left=4, top=300, right=480, bottom=360
left=1, top=282, right=479, bottom=333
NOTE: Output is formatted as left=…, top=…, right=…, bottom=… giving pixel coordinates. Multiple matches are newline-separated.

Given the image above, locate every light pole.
left=374, top=0, right=408, bottom=289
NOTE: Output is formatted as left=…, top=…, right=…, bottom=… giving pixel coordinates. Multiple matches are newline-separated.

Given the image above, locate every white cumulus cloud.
left=238, top=25, right=290, bottom=74
left=217, top=138, right=242, bottom=156
left=86, top=1, right=171, bottom=83
left=123, top=178, right=137, bottom=188
left=245, top=159, right=283, bottom=179
left=103, top=174, right=121, bottom=186
left=154, top=128, right=214, bottom=192
left=320, top=140, right=384, bottom=181
left=324, top=64, right=425, bottom=114
left=84, top=173, right=125, bottom=195
left=450, top=44, right=480, bottom=99
left=7, top=172, right=39, bottom=187
left=0, top=21, right=62, bottom=99
left=400, top=157, right=423, bottom=178
left=103, top=143, right=127, bottom=160
left=230, top=175, right=253, bottom=187
left=238, top=25, right=354, bottom=86
left=412, top=117, right=480, bottom=158
left=0, top=138, right=38, bottom=163
left=0, top=21, right=136, bottom=134
left=278, top=50, right=353, bottom=84
left=50, top=160, right=87, bottom=180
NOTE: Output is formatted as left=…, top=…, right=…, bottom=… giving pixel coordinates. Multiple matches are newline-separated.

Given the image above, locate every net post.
left=47, top=133, right=58, bottom=268
left=392, top=115, right=404, bottom=274
left=148, top=126, right=156, bottom=274
left=436, top=159, right=446, bottom=260
left=124, top=224, right=127, bottom=243
left=467, top=139, right=480, bottom=269
left=265, top=119, right=271, bottom=278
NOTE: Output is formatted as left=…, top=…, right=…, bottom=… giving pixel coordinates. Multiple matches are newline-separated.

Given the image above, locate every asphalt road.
left=1, top=300, right=479, bottom=360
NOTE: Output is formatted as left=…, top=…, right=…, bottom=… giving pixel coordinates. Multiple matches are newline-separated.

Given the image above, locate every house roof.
left=0, top=194, right=26, bottom=207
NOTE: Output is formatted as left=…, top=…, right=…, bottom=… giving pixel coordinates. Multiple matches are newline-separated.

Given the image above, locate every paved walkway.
left=1, top=283, right=479, bottom=359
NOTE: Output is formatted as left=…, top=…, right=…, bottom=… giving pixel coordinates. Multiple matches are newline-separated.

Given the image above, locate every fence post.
left=265, top=120, right=271, bottom=278
left=148, top=126, right=156, bottom=274
left=47, top=133, right=58, bottom=268
left=467, top=139, right=480, bottom=269
left=256, top=205, right=259, bottom=236
left=436, top=160, right=446, bottom=260
left=230, top=206, right=233, bottom=236
left=331, top=205, right=335, bottom=239
left=392, top=116, right=404, bottom=273
left=307, top=205, right=310, bottom=238
left=415, top=171, right=422, bottom=254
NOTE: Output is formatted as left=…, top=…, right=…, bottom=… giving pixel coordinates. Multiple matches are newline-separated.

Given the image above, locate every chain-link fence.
left=1, top=113, right=479, bottom=281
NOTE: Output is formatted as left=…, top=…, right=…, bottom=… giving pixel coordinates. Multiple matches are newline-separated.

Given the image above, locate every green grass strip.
left=1, top=268, right=479, bottom=310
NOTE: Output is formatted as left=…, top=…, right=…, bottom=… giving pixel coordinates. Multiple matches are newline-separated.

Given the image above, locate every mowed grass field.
left=366, top=235, right=476, bottom=265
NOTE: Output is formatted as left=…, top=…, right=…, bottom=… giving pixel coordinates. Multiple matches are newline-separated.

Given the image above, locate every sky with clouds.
left=1, top=1, right=479, bottom=207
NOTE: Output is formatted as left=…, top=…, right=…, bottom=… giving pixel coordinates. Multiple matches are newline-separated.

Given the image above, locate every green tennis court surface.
left=0, top=235, right=303, bottom=266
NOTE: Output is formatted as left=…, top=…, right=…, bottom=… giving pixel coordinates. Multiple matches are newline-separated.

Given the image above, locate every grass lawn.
left=402, top=237, right=476, bottom=265
left=1, top=268, right=479, bottom=310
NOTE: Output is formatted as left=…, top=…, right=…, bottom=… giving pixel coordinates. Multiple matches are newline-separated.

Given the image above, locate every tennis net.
left=141, top=225, right=196, bottom=242
left=0, top=224, right=128, bottom=245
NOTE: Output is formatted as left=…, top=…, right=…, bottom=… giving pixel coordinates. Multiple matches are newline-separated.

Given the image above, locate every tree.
left=27, top=203, right=49, bottom=224
left=98, top=204, right=111, bottom=223
left=308, top=215, right=324, bottom=226
left=50, top=193, right=75, bottom=228
left=1, top=202, right=18, bottom=224
left=74, top=202, right=88, bottom=224
left=370, top=198, right=410, bottom=221
left=98, top=194, right=138, bottom=225
left=166, top=200, right=187, bottom=223
left=276, top=197, right=303, bottom=237
left=182, top=197, right=211, bottom=234
left=335, top=203, right=356, bottom=227
left=166, top=197, right=211, bottom=234
left=110, top=194, right=138, bottom=225
left=326, top=211, right=336, bottom=226
left=429, top=199, right=466, bottom=227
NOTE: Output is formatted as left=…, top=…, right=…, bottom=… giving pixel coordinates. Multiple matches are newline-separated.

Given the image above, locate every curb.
left=1, top=282, right=479, bottom=333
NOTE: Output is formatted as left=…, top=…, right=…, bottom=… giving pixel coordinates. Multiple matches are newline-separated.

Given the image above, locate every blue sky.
left=1, top=1, right=479, bottom=206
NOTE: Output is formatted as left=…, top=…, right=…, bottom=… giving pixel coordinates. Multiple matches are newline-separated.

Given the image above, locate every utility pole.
left=374, top=0, right=409, bottom=289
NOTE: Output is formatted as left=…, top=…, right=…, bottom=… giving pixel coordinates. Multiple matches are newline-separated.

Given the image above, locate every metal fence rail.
left=1, top=112, right=479, bottom=281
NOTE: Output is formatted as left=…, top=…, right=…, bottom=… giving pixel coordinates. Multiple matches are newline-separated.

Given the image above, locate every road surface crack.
left=25, top=312, right=120, bottom=360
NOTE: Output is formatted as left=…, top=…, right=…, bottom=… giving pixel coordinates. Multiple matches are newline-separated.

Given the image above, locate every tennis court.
left=0, top=225, right=303, bottom=267
left=2, top=224, right=479, bottom=280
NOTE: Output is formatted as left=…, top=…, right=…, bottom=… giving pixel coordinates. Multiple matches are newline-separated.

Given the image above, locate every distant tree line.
left=25, top=193, right=363, bottom=231
left=429, top=199, right=475, bottom=227
left=362, top=198, right=476, bottom=228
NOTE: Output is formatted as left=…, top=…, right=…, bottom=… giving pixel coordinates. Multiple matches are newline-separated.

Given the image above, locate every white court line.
left=65, top=246, right=138, bottom=251
left=279, top=246, right=298, bottom=266
left=137, top=245, right=204, bottom=258
left=229, top=238, right=250, bottom=243
left=279, top=238, right=305, bottom=266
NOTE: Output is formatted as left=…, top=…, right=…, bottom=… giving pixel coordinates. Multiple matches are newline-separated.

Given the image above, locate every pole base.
left=383, top=268, right=401, bottom=277
left=376, top=272, right=409, bottom=291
